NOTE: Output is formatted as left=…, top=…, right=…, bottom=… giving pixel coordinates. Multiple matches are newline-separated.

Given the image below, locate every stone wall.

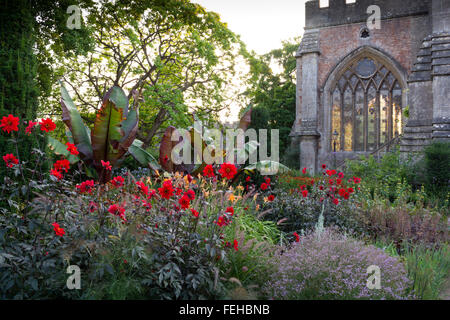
left=305, top=0, right=431, bottom=29
left=317, top=15, right=431, bottom=88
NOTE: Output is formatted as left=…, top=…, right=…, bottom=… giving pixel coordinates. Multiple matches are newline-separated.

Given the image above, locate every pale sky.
left=193, top=0, right=307, bottom=55
left=193, top=0, right=307, bottom=121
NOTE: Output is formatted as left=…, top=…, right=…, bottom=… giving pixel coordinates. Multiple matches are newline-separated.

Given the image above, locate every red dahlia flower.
left=202, top=164, right=215, bottom=178
left=218, top=163, right=237, bottom=180
left=268, top=194, right=275, bottom=202
left=66, top=142, right=79, bottom=155
left=111, top=176, right=125, bottom=187
left=101, top=160, right=112, bottom=170
left=3, top=154, right=18, bottom=168
left=159, top=183, right=174, bottom=199
left=178, top=195, right=191, bottom=210
left=50, top=168, right=63, bottom=180
left=302, top=189, right=308, bottom=198
left=185, top=189, right=195, bottom=200
left=39, top=118, right=56, bottom=133
left=302, top=167, right=307, bottom=174
left=76, top=180, right=95, bottom=193
left=25, top=120, right=38, bottom=135
left=293, top=232, right=300, bottom=242
left=54, top=159, right=70, bottom=173
left=136, top=181, right=149, bottom=196
left=51, top=222, right=65, bottom=237
left=0, top=114, right=19, bottom=133
left=225, top=206, right=234, bottom=216
left=260, top=183, right=268, bottom=191
left=191, top=209, right=199, bottom=218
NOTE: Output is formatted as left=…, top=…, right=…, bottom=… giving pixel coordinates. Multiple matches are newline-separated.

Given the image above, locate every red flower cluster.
left=218, top=163, right=237, bottom=180
left=54, top=159, right=70, bottom=173
left=225, top=206, right=234, bottom=216
left=293, top=232, right=300, bottom=242
left=76, top=180, right=95, bottom=194
left=51, top=159, right=70, bottom=180
left=52, top=222, right=65, bottom=237
left=0, top=114, right=19, bottom=133
left=3, top=154, right=18, bottom=168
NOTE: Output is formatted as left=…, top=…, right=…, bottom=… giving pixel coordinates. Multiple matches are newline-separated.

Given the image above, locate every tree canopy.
left=49, top=0, right=246, bottom=148
left=243, top=37, right=299, bottom=163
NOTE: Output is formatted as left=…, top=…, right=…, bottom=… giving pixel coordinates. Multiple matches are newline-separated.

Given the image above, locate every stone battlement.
left=305, top=0, right=431, bottom=29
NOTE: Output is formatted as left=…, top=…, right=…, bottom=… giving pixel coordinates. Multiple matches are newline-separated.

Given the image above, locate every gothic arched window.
left=331, top=57, right=403, bottom=152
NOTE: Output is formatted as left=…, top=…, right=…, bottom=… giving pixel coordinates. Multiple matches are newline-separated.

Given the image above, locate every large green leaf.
left=60, top=83, right=93, bottom=160
left=47, top=136, right=79, bottom=164
left=91, top=86, right=128, bottom=166
left=129, top=139, right=161, bottom=171
left=117, top=107, right=139, bottom=160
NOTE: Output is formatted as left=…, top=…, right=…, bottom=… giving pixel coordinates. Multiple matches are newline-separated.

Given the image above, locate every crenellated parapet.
left=305, top=0, right=431, bottom=29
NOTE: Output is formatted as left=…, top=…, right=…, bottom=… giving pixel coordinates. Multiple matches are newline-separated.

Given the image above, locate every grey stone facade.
left=293, top=0, right=450, bottom=173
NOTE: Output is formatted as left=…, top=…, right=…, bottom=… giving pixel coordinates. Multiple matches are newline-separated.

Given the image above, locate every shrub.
left=263, top=229, right=415, bottom=300
left=0, top=159, right=266, bottom=299
left=424, top=141, right=450, bottom=200
left=345, top=150, right=411, bottom=203
left=261, top=166, right=363, bottom=235
left=356, top=200, right=448, bottom=248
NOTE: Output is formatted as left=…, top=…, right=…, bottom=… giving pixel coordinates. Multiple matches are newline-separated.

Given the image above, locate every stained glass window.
left=331, top=58, right=403, bottom=151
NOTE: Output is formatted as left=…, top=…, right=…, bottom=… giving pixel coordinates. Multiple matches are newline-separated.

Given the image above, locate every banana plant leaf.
left=91, top=86, right=128, bottom=166
left=60, top=83, right=93, bottom=160
left=117, top=107, right=139, bottom=160
left=129, top=139, right=161, bottom=171
left=159, top=126, right=177, bottom=172
left=47, top=136, right=79, bottom=164
left=238, top=107, right=252, bottom=131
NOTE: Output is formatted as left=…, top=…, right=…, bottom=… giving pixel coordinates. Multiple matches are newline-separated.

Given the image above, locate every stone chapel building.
left=291, top=0, right=450, bottom=173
